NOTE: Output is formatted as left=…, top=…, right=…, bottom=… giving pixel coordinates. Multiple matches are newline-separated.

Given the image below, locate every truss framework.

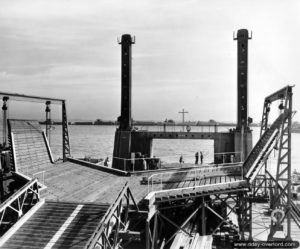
left=0, top=179, right=40, bottom=235
left=252, top=86, right=294, bottom=240
left=145, top=191, right=251, bottom=249
left=62, top=101, right=71, bottom=161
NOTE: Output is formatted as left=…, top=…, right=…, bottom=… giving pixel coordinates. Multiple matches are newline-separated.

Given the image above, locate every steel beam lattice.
left=0, top=179, right=40, bottom=236
left=268, top=87, right=293, bottom=240
left=62, top=100, right=71, bottom=161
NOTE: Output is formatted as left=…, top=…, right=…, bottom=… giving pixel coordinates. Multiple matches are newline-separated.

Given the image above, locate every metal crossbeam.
left=0, top=92, right=65, bottom=104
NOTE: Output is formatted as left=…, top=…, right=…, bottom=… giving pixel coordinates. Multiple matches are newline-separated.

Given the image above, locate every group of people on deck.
left=195, top=151, right=203, bottom=165
left=179, top=151, right=203, bottom=165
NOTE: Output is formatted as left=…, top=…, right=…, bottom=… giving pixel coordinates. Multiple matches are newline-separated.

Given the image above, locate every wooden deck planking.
left=39, top=161, right=148, bottom=204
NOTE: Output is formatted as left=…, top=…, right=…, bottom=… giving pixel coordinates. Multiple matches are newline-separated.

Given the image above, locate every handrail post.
left=241, top=164, right=244, bottom=179
left=152, top=178, right=153, bottom=192
left=132, top=159, right=134, bottom=173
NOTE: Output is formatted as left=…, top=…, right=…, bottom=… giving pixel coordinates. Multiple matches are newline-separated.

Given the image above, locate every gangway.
left=243, top=111, right=290, bottom=182
left=0, top=182, right=140, bottom=249
left=1, top=201, right=110, bottom=249
left=8, top=119, right=54, bottom=184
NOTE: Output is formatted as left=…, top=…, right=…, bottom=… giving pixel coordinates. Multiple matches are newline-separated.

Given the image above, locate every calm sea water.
left=48, top=125, right=300, bottom=172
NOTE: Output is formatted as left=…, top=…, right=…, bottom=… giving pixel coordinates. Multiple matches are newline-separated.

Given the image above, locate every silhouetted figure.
left=179, top=155, right=183, bottom=164
left=195, top=152, right=199, bottom=164
left=200, top=152, right=203, bottom=165
left=104, top=157, right=109, bottom=166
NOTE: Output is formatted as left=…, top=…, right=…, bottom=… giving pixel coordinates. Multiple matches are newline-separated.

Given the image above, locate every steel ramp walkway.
left=8, top=119, right=53, bottom=180
left=145, top=179, right=249, bottom=205
left=243, top=111, right=289, bottom=182
left=1, top=201, right=110, bottom=249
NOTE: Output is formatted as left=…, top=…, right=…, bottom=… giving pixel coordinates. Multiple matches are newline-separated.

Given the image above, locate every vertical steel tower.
left=112, top=34, right=135, bottom=169
left=234, top=29, right=252, bottom=132
left=119, top=34, right=135, bottom=131
left=234, top=29, right=252, bottom=161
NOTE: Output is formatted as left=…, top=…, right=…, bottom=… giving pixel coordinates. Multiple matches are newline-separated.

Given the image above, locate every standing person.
left=104, top=157, right=109, bottom=166
left=179, top=155, right=183, bottom=164
left=200, top=152, right=204, bottom=165
left=195, top=152, right=199, bottom=164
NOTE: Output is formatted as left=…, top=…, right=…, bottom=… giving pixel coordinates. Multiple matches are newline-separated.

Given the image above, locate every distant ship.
left=292, top=125, right=300, bottom=133
left=292, top=128, right=300, bottom=133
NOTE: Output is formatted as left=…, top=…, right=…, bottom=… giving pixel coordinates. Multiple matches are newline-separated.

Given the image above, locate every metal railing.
left=84, top=182, right=139, bottom=249
left=32, top=171, right=45, bottom=185
left=147, top=164, right=243, bottom=193
left=113, top=156, right=162, bottom=172
left=21, top=166, right=45, bottom=186
left=135, top=124, right=223, bottom=133
left=214, top=152, right=242, bottom=164
left=113, top=151, right=242, bottom=172
left=0, top=179, right=40, bottom=235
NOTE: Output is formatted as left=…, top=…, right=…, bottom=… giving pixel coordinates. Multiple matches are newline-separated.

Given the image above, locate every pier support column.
left=62, top=100, right=70, bottom=162
left=45, top=101, right=51, bottom=144
left=2, top=97, right=9, bottom=147
left=113, top=34, right=135, bottom=170
left=234, top=130, right=252, bottom=162
left=234, top=29, right=253, bottom=160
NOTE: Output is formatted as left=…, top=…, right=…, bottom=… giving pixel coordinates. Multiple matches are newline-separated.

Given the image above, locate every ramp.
left=0, top=181, right=139, bottom=249
left=243, top=111, right=289, bottom=182
left=8, top=119, right=53, bottom=179
left=146, top=179, right=249, bottom=205
left=1, top=201, right=110, bottom=249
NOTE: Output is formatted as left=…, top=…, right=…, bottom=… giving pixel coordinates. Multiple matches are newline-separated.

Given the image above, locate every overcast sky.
left=0, top=0, right=299, bottom=122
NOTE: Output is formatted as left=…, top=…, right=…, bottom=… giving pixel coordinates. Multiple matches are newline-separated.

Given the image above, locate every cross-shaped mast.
left=178, top=108, right=188, bottom=131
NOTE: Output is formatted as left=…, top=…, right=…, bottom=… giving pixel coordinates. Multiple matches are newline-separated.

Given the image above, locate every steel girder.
left=62, top=101, right=71, bottom=161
